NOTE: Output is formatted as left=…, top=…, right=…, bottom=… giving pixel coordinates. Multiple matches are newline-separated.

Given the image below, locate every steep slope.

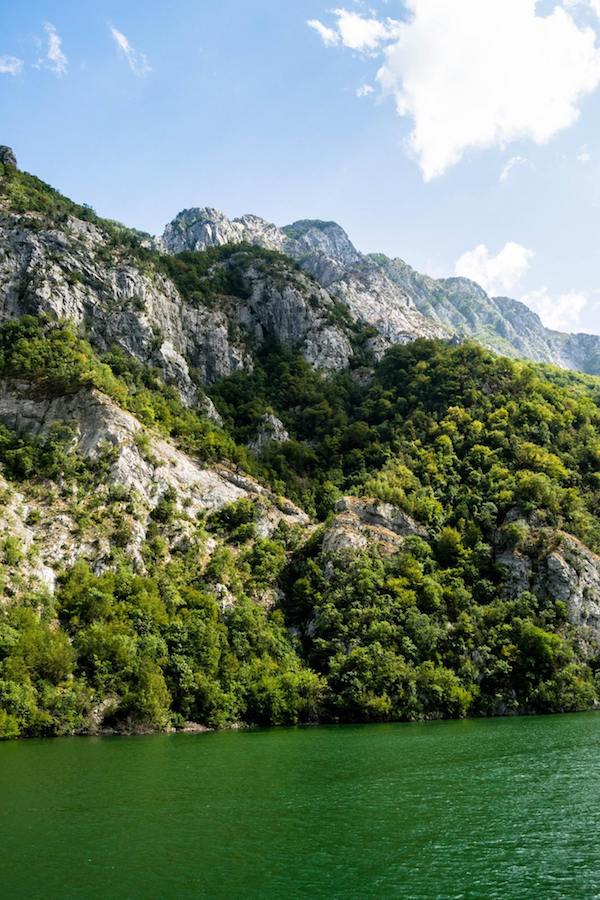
left=2, top=318, right=600, bottom=736
left=377, top=256, right=600, bottom=371
left=0, top=378, right=307, bottom=594
left=0, top=159, right=359, bottom=400
left=162, top=207, right=600, bottom=375
left=161, top=209, right=449, bottom=347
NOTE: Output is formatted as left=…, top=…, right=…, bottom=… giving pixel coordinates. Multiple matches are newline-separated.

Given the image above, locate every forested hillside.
left=0, top=152, right=599, bottom=738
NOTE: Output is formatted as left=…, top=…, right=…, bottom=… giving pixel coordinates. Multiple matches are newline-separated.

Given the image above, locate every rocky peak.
left=492, top=296, right=545, bottom=332
left=161, top=207, right=288, bottom=255
left=440, top=276, right=489, bottom=300
left=0, top=146, right=17, bottom=169
left=160, top=207, right=450, bottom=347
left=282, top=219, right=361, bottom=268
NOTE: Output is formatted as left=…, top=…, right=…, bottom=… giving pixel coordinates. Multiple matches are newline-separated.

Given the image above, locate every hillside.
left=0, top=148, right=599, bottom=738
left=162, top=207, right=600, bottom=374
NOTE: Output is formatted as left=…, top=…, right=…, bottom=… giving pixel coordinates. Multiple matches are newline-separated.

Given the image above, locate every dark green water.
left=1, top=715, right=600, bottom=899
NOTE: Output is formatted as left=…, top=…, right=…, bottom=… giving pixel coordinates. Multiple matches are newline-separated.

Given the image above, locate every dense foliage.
left=0, top=163, right=151, bottom=251
left=156, top=244, right=303, bottom=305
left=213, top=340, right=600, bottom=549
left=1, top=322, right=599, bottom=737
left=0, top=547, right=323, bottom=739
left=283, top=538, right=597, bottom=722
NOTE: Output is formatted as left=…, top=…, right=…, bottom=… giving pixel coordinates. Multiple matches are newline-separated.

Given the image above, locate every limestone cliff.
left=162, top=207, right=600, bottom=375
left=161, top=210, right=449, bottom=347
left=0, top=207, right=354, bottom=396
left=0, top=378, right=308, bottom=595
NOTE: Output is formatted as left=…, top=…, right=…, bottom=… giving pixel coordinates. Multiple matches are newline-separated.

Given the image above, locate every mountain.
left=1, top=147, right=600, bottom=740
left=374, top=256, right=600, bottom=372
left=161, top=209, right=450, bottom=348
left=161, top=207, right=600, bottom=375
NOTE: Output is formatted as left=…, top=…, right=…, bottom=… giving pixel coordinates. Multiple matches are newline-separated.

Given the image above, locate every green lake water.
left=1, top=714, right=600, bottom=899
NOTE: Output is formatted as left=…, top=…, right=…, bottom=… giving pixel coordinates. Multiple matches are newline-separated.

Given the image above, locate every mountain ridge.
left=160, top=205, right=600, bottom=375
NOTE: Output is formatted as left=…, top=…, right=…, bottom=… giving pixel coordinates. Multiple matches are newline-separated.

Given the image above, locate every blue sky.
left=1, top=0, right=600, bottom=333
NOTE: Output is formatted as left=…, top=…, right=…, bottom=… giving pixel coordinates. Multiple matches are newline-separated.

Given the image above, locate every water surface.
left=1, top=714, right=600, bottom=898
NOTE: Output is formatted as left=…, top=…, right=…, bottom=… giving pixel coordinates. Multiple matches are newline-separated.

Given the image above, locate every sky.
left=1, top=0, right=600, bottom=334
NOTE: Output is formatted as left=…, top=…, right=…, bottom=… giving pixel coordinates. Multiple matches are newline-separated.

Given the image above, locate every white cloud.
left=371, top=0, right=600, bottom=180
left=500, top=155, right=528, bottom=182
left=521, top=287, right=588, bottom=331
left=455, top=242, right=534, bottom=295
left=333, top=9, right=400, bottom=53
left=309, top=3, right=600, bottom=179
left=308, top=9, right=400, bottom=54
left=43, top=23, right=67, bottom=77
left=307, top=19, right=340, bottom=47
left=0, top=56, right=23, bottom=75
left=110, top=27, right=151, bottom=76
left=356, top=83, right=375, bottom=97
left=456, top=241, right=592, bottom=330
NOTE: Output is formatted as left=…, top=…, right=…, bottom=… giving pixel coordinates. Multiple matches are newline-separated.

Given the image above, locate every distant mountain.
left=161, top=208, right=600, bottom=375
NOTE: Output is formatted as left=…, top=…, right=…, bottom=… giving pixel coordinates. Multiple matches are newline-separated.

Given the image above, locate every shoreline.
left=4, top=705, right=599, bottom=742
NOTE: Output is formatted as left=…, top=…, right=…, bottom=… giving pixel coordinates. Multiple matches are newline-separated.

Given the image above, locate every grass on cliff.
left=0, top=163, right=151, bottom=250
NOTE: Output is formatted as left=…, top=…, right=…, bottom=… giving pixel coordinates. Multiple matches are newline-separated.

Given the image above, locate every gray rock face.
left=248, top=413, right=290, bottom=453
left=322, top=496, right=427, bottom=555
left=233, top=257, right=353, bottom=372
left=0, top=379, right=309, bottom=589
left=286, top=219, right=359, bottom=257
left=373, top=257, right=600, bottom=374
left=498, top=531, right=600, bottom=637
left=161, top=207, right=600, bottom=376
left=496, top=550, right=533, bottom=597
left=0, top=146, right=17, bottom=169
left=0, top=208, right=353, bottom=388
left=160, top=208, right=289, bottom=255
left=538, top=535, right=600, bottom=632
left=0, top=380, right=249, bottom=514
left=328, top=257, right=447, bottom=347
left=161, top=209, right=450, bottom=348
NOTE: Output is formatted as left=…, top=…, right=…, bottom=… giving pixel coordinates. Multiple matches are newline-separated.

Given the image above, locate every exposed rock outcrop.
left=0, top=210, right=354, bottom=389
left=0, top=379, right=309, bottom=589
left=322, top=496, right=427, bottom=555
left=367, top=258, right=600, bottom=374
left=161, top=207, right=600, bottom=376
left=497, top=531, right=600, bottom=638
left=496, top=550, right=533, bottom=598
left=160, top=208, right=289, bottom=255
left=537, top=534, right=600, bottom=633
left=161, top=209, right=450, bottom=348
left=248, top=413, right=290, bottom=453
